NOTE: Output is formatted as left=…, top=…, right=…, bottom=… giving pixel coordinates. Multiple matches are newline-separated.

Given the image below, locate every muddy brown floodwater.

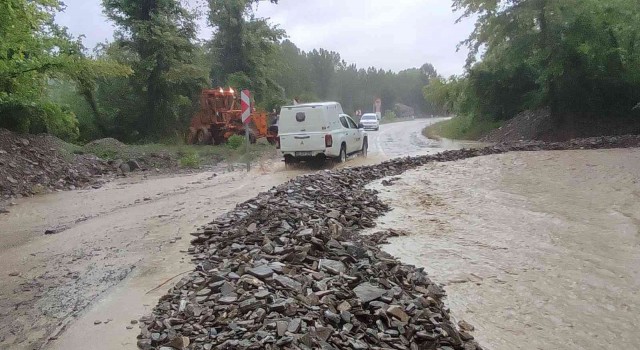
left=368, top=148, right=640, bottom=350
left=0, top=119, right=471, bottom=349
left=0, top=118, right=496, bottom=349
left=0, top=160, right=311, bottom=349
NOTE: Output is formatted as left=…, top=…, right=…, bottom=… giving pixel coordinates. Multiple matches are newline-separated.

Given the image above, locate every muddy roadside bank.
left=134, top=135, right=639, bottom=350
left=0, top=128, right=276, bottom=209
left=369, top=148, right=640, bottom=349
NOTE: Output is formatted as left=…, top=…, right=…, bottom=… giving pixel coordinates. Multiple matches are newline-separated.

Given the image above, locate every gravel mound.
left=84, top=137, right=127, bottom=150
left=137, top=135, right=640, bottom=350
left=0, top=129, right=113, bottom=204
left=480, top=109, right=552, bottom=143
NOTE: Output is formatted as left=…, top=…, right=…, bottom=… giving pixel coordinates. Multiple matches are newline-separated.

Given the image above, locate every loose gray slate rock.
left=353, top=282, right=387, bottom=303
left=319, top=259, right=346, bottom=274
left=247, top=265, right=274, bottom=279
left=273, top=274, right=302, bottom=291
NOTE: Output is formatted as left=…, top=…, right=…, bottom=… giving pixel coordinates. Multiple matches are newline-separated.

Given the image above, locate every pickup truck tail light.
left=325, top=134, right=333, bottom=148
left=275, top=136, right=280, bottom=149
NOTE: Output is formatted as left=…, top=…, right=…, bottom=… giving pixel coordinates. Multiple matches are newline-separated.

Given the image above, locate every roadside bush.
left=384, top=110, right=397, bottom=121
left=179, top=152, right=201, bottom=168
left=0, top=98, right=80, bottom=141
left=423, top=114, right=503, bottom=140
left=226, top=135, right=244, bottom=150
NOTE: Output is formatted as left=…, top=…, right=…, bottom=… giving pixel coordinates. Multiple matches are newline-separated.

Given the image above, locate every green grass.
left=423, top=114, right=503, bottom=140
left=178, top=151, right=201, bottom=168
left=79, top=139, right=276, bottom=169
left=380, top=116, right=416, bottom=125
left=226, top=135, right=244, bottom=150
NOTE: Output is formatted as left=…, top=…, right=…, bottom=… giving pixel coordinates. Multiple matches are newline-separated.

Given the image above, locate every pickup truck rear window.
left=339, top=116, right=349, bottom=128
left=346, top=117, right=358, bottom=129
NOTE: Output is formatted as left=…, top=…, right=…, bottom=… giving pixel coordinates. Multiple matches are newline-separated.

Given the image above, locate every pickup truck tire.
left=338, top=144, right=347, bottom=163
left=360, top=138, right=368, bottom=158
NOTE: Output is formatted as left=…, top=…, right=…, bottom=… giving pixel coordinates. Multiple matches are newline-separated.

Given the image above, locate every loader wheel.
left=196, top=129, right=212, bottom=145
left=186, top=129, right=197, bottom=145
left=212, top=131, right=225, bottom=145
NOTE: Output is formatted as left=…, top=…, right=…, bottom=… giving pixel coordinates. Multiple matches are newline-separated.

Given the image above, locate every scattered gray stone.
left=353, top=282, right=387, bottom=303
left=273, top=275, right=302, bottom=291
left=387, top=305, right=410, bottom=322
left=319, top=259, right=346, bottom=274
left=287, top=318, right=301, bottom=333
left=127, top=160, right=141, bottom=171
left=119, top=163, right=131, bottom=173
left=218, top=296, right=237, bottom=304
left=247, top=265, right=274, bottom=279
left=276, top=321, right=288, bottom=337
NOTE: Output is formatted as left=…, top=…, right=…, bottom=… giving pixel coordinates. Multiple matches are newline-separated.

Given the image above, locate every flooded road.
left=0, top=161, right=309, bottom=349
left=368, top=149, right=640, bottom=350
left=368, top=118, right=483, bottom=158
left=0, top=119, right=463, bottom=349
left=6, top=119, right=631, bottom=350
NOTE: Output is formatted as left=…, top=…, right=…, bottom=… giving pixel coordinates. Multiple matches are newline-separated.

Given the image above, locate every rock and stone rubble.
left=0, top=129, right=112, bottom=202
left=137, top=135, right=640, bottom=350
left=0, top=130, right=172, bottom=206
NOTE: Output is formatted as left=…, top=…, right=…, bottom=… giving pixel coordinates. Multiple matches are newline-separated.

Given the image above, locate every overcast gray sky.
left=55, top=0, right=473, bottom=76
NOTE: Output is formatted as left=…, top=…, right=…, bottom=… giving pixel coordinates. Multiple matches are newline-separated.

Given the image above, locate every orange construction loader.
left=187, top=87, right=278, bottom=145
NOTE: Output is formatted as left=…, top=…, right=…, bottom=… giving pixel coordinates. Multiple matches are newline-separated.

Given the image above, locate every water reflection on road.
left=369, top=118, right=486, bottom=158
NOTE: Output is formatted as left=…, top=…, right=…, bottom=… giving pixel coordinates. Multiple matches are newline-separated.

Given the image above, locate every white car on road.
left=277, top=102, right=368, bottom=164
left=359, top=113, right=380, bottom=131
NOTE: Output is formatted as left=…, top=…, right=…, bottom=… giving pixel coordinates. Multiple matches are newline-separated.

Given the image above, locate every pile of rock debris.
left=138, top=135, right=640, bottom=350
left=0, top=129, right=113, bottom=203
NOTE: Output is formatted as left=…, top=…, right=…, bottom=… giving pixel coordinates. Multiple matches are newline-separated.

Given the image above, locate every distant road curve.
left=368, top=118, right=481, bottom=158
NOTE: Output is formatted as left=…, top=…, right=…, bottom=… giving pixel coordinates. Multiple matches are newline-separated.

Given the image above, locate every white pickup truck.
left=276, top=102, right=368, bottom=164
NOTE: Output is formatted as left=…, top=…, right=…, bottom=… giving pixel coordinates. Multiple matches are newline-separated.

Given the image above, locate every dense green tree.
left=102, top=0, right=209, bottom=140
left=0, top=0, right=128, bottom=140
left=307, top=49, right=343, bottom=100
left=431, top=0, right=640, bottom=126
left=207, top=0, right=285, bottom=104
left=272, top=40, right=315, bottom=101
left=271, top=40, right=441, bottom=116
left=2, top=0, right=443, bottom=142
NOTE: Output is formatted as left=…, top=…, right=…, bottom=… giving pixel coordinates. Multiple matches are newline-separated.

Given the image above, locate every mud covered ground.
left=6, top=118, right=635, bottom=350
left=0, top=161, right=306, bottom=349
left=368, top=148, right=640, bottom=350
left=1, top=119, right=468, bottom=349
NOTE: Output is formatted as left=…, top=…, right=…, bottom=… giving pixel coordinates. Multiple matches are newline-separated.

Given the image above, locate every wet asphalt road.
left=368, top=118, right=483, bottom=158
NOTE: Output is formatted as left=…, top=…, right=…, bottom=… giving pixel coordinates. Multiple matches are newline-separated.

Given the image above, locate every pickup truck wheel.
left=361, top=139, right=368, bottom=158
left=338, top=144, right=347, bottom=163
